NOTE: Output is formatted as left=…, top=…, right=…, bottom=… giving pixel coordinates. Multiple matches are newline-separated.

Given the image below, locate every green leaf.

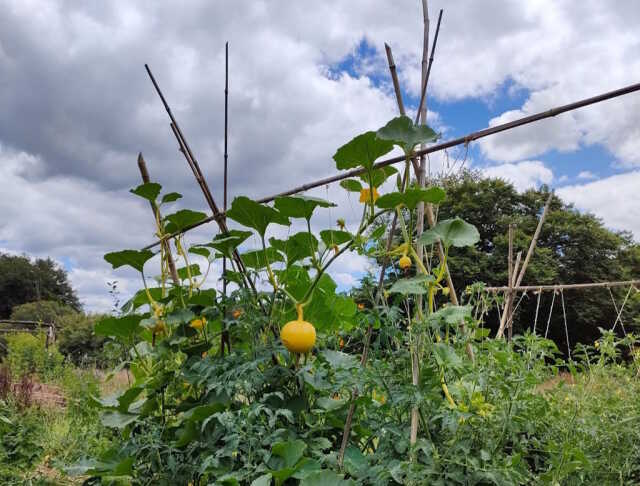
left=376, top=115, right=439, bottom=154
left=340, top=179, right=363, bottom=192
left=94, top=315, right=143, bottom=341
left=432, top=342, right=463, bottom=369
left=375, top=187, right=446, bottom=210
left=204, top=230, right=253, bottom=259
left=333, top=131, right=394, bottom=171
left=362, top=165, right=398, bottom=188
left=319, top=230, right=353, bottom=248
left=104, top=249, right=154, bottom=273
left=300, top=471, right=353, bottom=486
left=189, top=246, right=211, bottom=258
left=130, top=182, right=161, bottom=202
left=227, top=196, right=290, bottom=236
left=100, top=410, right=138, bottom=429
left=241, top=248, right=284, bottom=269
left=189, top=288, right=216, bottom=307
left=388, top=275, right=435, bottom=295
left=274, top=195, right=336, bottom=220
left=418, top=217, right=480, bottom=248
left=164, top=209, right=208, bottom=233
left=250, top=474, right=273, bottom=486
left=430, top=305, right=472, bottom=324
left=320, top=350, right=358, bottom=369
left=177, top=264, right=201, bottom=280
left=271, top=439, right=307, bottom=469
left=161, top=192, right=182, bottom=204
left=270, top=232, right=319, bottom=266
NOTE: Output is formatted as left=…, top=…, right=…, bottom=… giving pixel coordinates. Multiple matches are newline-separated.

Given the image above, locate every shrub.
left=3, top=332, right=65, bottom=381
left=57, top=312, right=111, bottom=367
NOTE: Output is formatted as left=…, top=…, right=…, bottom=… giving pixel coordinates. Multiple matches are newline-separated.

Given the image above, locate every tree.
left=434, top=170, right=640, bottom=351
left=0, top=254, right=80, bottom=318
left=10, top=300, right=77, bottom=323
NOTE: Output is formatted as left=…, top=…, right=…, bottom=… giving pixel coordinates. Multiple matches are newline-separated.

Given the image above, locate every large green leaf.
left=375, top=187, right=446, bottom=210
left=271, top=439, right=307, bottom=469
left=432, top=342, right=463, bottom=369
left=300, top=471, right=354, bottom=486
left=203, top=230, right=253, bottom=259
left=227, top=196, right=290, bottom=236
left=130, top=182, right=161, bottom=203
left=320, top=350, right=358, bottom=370
left=94, top=315, right=143, bottom=341
left=274, top=195, right=336, bottom=221
left=376, top=116, right=438, bottom=154
left=164, top=209, right=208, bottom=233
left=104, top=249, right=154, bottom=273
left=100, top=410, right=138, bottom=429
left=333, top=131, right=394, bottom=171
left=241, top=247, right=284, bottom=269
left=361, top=165, right=398, bottom=188
left=270, top=232, right=319, bottom=266
left=418, top=218, right=480, bottom=248
left=430, top=305, right=472, bottom=324
left=388, top=275, right=435, bottom=295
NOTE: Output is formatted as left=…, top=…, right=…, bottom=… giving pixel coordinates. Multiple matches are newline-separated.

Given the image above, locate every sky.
left=1, top=0, right=639, bottom=312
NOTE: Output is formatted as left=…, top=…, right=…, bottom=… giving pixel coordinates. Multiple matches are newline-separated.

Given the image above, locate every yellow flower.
left=190, top=317, right=206, bottom=330
left=359, top=186, right=379, bottom=204
left=357, top=303, right=365, bottom=311
left=232, top=309, right=243, bottom=319
left=398, top=255, right=412, bottom=269
left=594, top=341, right=600, bottom=348
left=339, top=338, right=345, bottom=349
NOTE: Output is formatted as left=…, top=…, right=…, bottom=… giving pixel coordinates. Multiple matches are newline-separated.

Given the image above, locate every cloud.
left=577, top=171, right=597, bottom=180
left=1, top=0, right=639, bottom=309
left=481, top=160, right=553, bottom=191
left=557, top=171, right=640, bottom=239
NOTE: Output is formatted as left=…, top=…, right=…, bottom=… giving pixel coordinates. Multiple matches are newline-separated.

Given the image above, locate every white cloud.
left=577, top=170, right=597, bottom=180
left=481, top=160, right=553, bottom=191
left=2, top=0, right=640, bottom=309
left=557, top=171, right=640, bottom=239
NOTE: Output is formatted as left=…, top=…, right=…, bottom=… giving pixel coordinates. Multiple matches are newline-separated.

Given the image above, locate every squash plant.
left=78, top=116, right=491, bottom=485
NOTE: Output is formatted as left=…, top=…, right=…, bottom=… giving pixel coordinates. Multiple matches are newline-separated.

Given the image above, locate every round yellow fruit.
left=398, top=255, right=412, bottom=269
left=281, top=319, right=316, bottom=353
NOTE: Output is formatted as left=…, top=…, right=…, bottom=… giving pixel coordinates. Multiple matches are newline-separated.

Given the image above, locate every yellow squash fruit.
left=281, top=304, right=316, bottom=354
left=398, top=255, right=412, bottom=269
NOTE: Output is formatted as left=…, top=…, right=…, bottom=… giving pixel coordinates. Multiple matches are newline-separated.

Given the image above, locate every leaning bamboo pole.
left=141, top=81, right=640, bottom=251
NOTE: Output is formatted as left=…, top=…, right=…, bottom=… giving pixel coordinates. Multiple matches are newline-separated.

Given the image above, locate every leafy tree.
left=0, top=254, right=80, bottom=318
left=435, top=170, right=640, bottom=350
left=10, top=300, right=77, bottom=323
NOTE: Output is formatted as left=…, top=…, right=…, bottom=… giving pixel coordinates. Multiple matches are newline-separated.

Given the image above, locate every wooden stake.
left=497, top=192, right=553, bottom=338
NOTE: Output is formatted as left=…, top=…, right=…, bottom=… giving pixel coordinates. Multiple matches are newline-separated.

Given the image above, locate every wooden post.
left=507, top=224, right=514, bottom=341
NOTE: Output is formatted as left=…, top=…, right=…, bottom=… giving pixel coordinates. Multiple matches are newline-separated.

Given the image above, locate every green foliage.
left=3, top=333, right=65, bottom=381
left=74, top=117, right=640, bottom=486
left=436, top=170, right=640, bottom=349
left=10, top=300, right=77, bottom=323
left=0, top=253, right=80, bottom=318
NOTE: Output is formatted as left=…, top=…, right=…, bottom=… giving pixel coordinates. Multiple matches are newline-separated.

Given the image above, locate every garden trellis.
left=122, top=3, right=640, bottom=471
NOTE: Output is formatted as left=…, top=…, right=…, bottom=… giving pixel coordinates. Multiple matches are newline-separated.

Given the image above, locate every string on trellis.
left=532, top=290, right=542, bottom=335
left=544, top=290, right=557, bottom=339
